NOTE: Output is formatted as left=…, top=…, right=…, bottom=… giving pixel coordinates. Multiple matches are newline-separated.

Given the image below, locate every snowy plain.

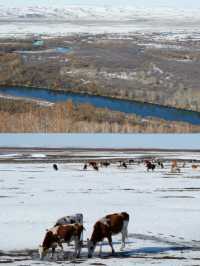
left=1, top=150, right=200, bottom=265
left=0, top=6, right=200, bottom=38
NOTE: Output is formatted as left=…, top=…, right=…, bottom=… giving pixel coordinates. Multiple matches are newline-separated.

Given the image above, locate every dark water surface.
left=1, top=86, right=200, bottom=125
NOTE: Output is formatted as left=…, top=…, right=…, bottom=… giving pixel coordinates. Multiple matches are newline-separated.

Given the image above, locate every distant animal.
left=118, top=161, right=127, bottom=168
left=192, top=164, right=199, bottom=170
left=100, top=161, right=110, bottom=167
left=171, top=160, right=180, bottom=173
left=171, top=160, right=177, bottom=169
left=145, top=161, right=156, bottom=171
left=89, top=161, right=99, bottom=171
left=39, top=223, right=84, bottom=259
left=87, top=212, right=129, bottom=258
left=122, top=162, right=127, bottom=169
left=83, top=164, right=88, bottom=170
left=157, top=160, right=164, bottom=169
left=128, top=160, right=134, bottom=165
left=54, top=213, right=83, bottom=227
left=53, top=164, right=58, bottom=171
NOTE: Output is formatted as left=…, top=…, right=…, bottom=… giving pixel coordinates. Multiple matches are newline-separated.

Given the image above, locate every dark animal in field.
left=39, top=223, right=84, bottom=259
left=157, top=160, right=164, bottom=169
left=83, top=164, right=88, bottom=170
left=128, top=159, right=134, bottom=164
left=87, top=212, right=129, bottom=258
left=118, top=161, right=127, bottom=168
left=100, top=161, right=110, bottom=167
left=53, top=164, right=58, bottom=171
left=145, top=161, right=156, bottom=171
left=122, top=162, right=127, bottom=168
left=89, top=161, right=99, bottom=171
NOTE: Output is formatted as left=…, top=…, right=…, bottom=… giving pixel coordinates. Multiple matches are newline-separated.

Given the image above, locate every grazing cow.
left=53, top=164, right=58, bottom=171
left=54, top=213, right=83, bottom=226
left=118, top=161, right=127, bottom=169
left=192, top=164, right=199, bottom=170
left=100, top=161, right=110, bottom=167
left=89, top=161, right=99, bottom=171
left=87, top=212, right=129, bottom=258
left=157, top=160, right=164, bottom=169
left=145, top=161, right=156, bottom=171
left=171, top=160, right=180, bottom=173
left=39, top=223, right=84, bottom=260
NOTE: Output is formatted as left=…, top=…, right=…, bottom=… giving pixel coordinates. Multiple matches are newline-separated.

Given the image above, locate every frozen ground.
left=1, top=152, right=200, bottom=265
left=0, top=6, right=200, bottom=37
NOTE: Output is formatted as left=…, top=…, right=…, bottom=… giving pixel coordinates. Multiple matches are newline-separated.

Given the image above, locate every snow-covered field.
left=0, top=6, right=200, bottom=37
left=1, top=152, right=200, bottom=265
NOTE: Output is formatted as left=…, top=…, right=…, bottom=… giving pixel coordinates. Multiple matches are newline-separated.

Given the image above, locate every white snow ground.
left=0, top=6, right=200, bottom=37
left=1, top=152, right=200, bottom=265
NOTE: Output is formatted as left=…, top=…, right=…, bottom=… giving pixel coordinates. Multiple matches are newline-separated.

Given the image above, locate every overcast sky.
left=1, top=0, right=200, bottom=8
left=0, top=134, right=200, bottom=149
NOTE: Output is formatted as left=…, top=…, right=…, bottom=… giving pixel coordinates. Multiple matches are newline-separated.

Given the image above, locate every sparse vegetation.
left=1, top=98, right=200, bottom=133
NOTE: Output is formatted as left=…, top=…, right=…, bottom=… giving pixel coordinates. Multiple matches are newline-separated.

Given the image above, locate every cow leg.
left=74, top=237, right=82, bottom=258
left=121, top=221, right=128, bottom=250
left=121, top=232, right=126, bottom=250
left=99, top=241, right=103, bottom=257
left=77, top=240, right=82, bottom=258
left=58, top=242, right=64, bottom=257
left=51, top=246, right=56, bottom=259
left=107, top=235, right=115, bottom=255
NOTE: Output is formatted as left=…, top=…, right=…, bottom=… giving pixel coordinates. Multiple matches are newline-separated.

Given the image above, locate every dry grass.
left=1, top=98, right=200, bottom=133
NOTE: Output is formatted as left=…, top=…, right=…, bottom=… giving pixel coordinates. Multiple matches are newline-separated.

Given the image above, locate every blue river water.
left=1, top=86, right=200, bottom=125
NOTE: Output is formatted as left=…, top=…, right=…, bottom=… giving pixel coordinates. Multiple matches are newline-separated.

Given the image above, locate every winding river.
left=1, top=86, right=200, bottom=125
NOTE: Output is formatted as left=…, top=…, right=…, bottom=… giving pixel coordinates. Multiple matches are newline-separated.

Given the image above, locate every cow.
left=157, top=160, right=164, bottom=169
left=39, top=223, right=84, bottom=260
left=54, top=213, right=83, bottom=227
left=100, top=161, right=110, bottom=167
left=118, top=161, right=127, bottom=169
left=54, top=214, right=84, bottom=244
left=87, top=212, right=129, bottom=258
left=53, top=164, right=58, bottom=171
left=145, top=161, right=156, bottom=171
left=89, top=161, right=99, bottom=171
left=192, top=164, right=199, bottom=170
left=171, top=160, right=180, bottom=173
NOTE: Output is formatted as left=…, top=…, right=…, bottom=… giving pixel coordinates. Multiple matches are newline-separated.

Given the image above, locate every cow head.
left=87, top=239, right=96, bottom=258
left=38, top=245, right=48, bottom=259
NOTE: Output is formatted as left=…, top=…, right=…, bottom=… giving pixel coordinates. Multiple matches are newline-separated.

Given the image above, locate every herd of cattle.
left=39, top=212, right=129, bottom=260
left=38, top=159, right=200, bottom=260
left=53, top=159, right=200, bottom=173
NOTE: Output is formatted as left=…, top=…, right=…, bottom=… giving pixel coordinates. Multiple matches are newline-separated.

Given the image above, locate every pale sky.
left=1, top=0, right=200, bottom=8
left=0, top=134, right=200, bottom=149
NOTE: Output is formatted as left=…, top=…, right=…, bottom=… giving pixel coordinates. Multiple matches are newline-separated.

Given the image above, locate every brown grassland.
left=1, top=98, right=200, bottom=133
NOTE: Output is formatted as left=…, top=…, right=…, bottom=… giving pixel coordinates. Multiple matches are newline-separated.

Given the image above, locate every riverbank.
left=1, top=97, right=200, bottom=132
left=1, top=85, right=200, bottom=125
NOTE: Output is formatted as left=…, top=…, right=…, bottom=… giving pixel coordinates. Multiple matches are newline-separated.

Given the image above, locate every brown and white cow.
left=39, top=223, right=84, bottom=259
left=87, top=212, right=129, bottom=258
